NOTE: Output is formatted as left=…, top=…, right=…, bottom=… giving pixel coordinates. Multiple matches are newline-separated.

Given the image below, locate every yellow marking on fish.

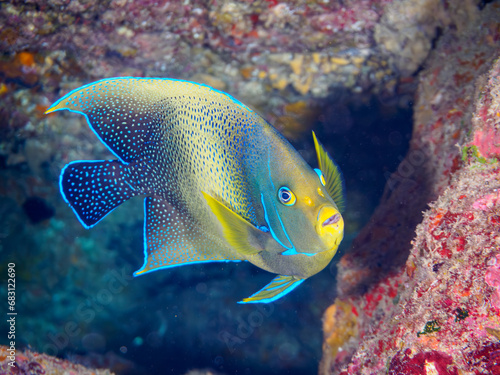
left=302, top=196, right=313, bottom=206
left=46, top=77, right=347, bottom=304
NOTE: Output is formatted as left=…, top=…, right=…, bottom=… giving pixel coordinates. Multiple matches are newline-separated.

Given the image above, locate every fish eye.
left=278, top=187, right=296, bottom=206
left=314, top=168, right=326, bottom=186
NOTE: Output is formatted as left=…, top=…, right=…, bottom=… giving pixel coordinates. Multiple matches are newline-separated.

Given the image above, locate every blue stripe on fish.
left=260, top=193, right=314, bottom=257
left=47, top=77, right=346, bottom=304
left=238, top=276, right=305, bottom=304
left=260, top=193, right=289, bottom=251
left=271, top=199, right=299, bottom=254
left=60, top=160, right=139, bottom=228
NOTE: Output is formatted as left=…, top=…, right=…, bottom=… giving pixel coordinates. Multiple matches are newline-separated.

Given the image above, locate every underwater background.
left=1, top=1, right=500, bottom=374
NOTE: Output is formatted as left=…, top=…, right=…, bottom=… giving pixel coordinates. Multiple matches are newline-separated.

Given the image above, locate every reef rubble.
left=0, top=344, right=116, bottom=375
left=320, top=2, right=500, bottom=374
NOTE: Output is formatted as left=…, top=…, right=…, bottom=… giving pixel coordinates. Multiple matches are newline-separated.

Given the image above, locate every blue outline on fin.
left=59, top=159, right=124, bottom=229
left=46, top=77, right=253, bottom=162
left=48, top=107, right=129, bottom=165
left=46, top=77, right=253, bottom=113
left=134, top=198, right=242, bottom=277
left=237, top=278, right=305, bottom=304
left=134, top=259, right=242, bottom=277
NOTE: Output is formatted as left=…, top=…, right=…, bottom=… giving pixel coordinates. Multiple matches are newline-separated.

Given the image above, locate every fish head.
left=259, top=155, right=344, bottom=256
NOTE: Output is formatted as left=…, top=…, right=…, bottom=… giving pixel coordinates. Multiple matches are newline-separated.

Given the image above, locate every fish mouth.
left=316, top=206, right=344, bottom=248
left=322, top=213, right=341, bottom=227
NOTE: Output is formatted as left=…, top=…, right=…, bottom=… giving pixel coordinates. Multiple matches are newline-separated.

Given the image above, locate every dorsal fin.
left=45, top=77, right=251, bottom=164
left=312, top=131, right=346, bottom=213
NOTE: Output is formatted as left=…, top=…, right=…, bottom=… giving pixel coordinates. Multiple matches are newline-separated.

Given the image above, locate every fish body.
left=46, top=77, right=345, bottom=303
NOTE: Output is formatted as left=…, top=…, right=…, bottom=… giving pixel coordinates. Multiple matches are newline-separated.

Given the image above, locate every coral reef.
left=320, top=2, right=500, bottom=374
left=0, top=0, right=481, bottom=120
left=0, top=345, right=224, bottom=374
left=0, top=0, right=403, bottom=107
left=335, top=0, right=500, bottom=298
left=0, top=0, right=497, bottom=374
left=0, top=345, right=116, bottom=374
left=375, top=0, right=480, bottom=75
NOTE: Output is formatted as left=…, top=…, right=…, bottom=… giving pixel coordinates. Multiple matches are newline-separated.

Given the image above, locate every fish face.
left=260, top=161, right=344, bottom=256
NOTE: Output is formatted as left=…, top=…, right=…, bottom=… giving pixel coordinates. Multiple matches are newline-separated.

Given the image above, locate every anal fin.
left=135, top=196, right=240, bottom=276
left=239, top=275, right=305, bottom=304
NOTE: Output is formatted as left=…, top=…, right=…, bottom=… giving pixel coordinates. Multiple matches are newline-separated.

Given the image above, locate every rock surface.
left=0, top=1, right=497, bottom=374
left=0, top=345, right=117, bottom=374
left=320, top=2, right=500, bottom=374
left=0, top=0, right=482, bottom=116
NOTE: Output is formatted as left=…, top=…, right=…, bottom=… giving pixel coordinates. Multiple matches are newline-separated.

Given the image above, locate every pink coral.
left=485, top=253, right=500, bottom=310
left=0, top=345, right=115, bottom=375
left=388, top=349, right=458, bottom=375
left=320, top=4, right=500, bottom=374
left=473, top=127, right=500, bottom=159
left=472, top=192, right=500, bottom=211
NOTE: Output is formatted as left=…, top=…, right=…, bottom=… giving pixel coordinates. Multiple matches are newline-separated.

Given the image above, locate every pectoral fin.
left=202, top=192, right=264, bottom=256
left=239, top=275, right=305, bottom=304
left=312, top=131, right=346, bottom=213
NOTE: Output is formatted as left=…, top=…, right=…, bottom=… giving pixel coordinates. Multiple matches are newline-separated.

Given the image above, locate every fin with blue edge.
left=239, top=275, right=305, bottom=304
left=312, top=131, right=346, bottom=213
left=134, top=196, right=241, bottom=276
left=202, top=192, right=264, bottom=256
left=45, top=78, right=155, bottom=163
left=44, top=77, right=252, bottom=164
left=60, top=160, right=139, bottom=228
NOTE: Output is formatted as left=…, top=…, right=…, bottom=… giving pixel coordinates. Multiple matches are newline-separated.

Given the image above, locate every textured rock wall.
left=0, top=0, right=482, bottom=113
left=0, top=1, right=495, bottom=374
left=0, top=344, right=117, bottom=374
left=320, top=2, right=500, bottom=374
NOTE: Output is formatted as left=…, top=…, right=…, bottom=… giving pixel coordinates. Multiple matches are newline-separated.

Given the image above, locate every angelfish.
left=46, top=77, right=345, bottom=303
